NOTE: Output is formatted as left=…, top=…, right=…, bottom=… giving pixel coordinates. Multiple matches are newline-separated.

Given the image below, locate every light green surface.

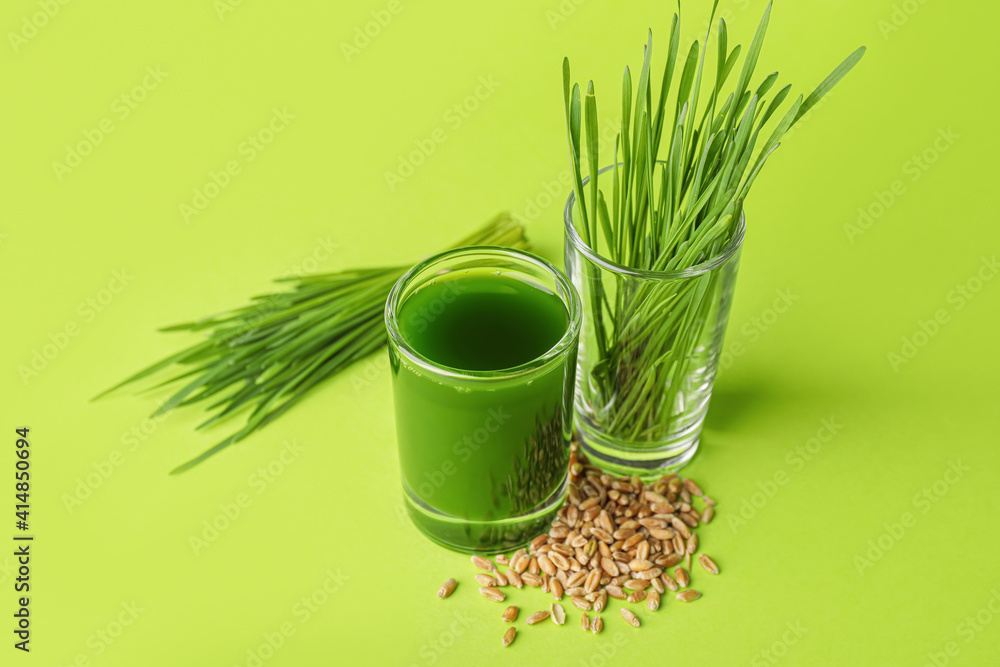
left=2, top=0, right=998, bottom=664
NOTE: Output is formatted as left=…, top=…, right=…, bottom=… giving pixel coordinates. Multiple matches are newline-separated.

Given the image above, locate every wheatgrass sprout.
left=98, top=213, right=530, bottom=474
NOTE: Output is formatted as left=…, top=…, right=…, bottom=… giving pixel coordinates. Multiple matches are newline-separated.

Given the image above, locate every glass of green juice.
left=385, top=246, right=581, bottom=554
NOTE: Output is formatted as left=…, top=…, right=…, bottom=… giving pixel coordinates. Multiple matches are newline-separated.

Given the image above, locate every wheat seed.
left=655, top=554, right=679, bottom=569
left=538, top=555, right=557, bottom=576
left=437, top=578, right=457, bottom=599
left=683, top=479, right=704, bottom=496
left=551, top=602, right=566, bottom=625
left=513, top=554, right=529, bottom=574
left=471, top=556, right=494, bottom=572
left=550, top=552, right=571, bottom=571
left=502, top=627, right=516, bottom=648
left=670, top=517, right=691, bottom=539
left=526, top=610, right=550, bottom=625
left=699, top=553, right=720, bottom=575
left=502, top=606, right=519, bottom=623
left=619, top=608, right=641, bottom=628
left=628, top=559, right=653, bottom=572
left=672, top=534, right=686, bottom=557
left=650, top=528, right=674, bottom=541
left=466, top=446, right=722, bottom=642
left=605, top=584, right=626, bottom=600
left=479, top=587, right=505, bottom=602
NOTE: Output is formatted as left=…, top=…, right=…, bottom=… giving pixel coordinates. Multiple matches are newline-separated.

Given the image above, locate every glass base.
left=403, top=475, right=567, bottom=555
left=576, top=415, right=701, bottom=479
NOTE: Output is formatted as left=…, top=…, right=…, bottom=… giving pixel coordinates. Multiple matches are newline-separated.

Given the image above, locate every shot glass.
left=385, top=246, right=581, bottom=553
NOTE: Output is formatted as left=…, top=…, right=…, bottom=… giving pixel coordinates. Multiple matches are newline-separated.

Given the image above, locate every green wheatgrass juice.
left=389, top=268, right=576, bottom=553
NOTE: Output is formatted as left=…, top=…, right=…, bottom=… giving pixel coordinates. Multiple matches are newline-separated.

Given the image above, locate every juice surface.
left=396, top=272, right=568, bottom=371
left=390, top=270, right=576, bottom=552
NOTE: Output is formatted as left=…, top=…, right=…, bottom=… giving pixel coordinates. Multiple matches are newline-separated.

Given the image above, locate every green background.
left=2, top=0, right=998, bottom=664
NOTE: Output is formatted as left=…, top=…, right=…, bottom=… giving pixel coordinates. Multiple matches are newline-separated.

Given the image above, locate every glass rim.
left=563, top=163, right=747, bottom=280
left=384, top=245, right=582, bottom=382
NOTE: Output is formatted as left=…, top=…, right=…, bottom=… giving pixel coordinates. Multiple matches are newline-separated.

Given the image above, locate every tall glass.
left=385, top=247, right=581, bottom=553
left=564, top=181, right=745, bottom=477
